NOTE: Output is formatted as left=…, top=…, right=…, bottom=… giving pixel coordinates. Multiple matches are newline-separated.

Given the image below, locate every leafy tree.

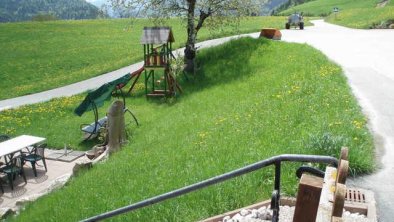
left=109, top=0, right=263, bottom=73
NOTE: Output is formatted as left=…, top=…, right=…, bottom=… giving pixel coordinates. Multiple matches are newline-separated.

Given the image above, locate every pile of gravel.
left=220, top=206, right=294, bottom=222
left=220, top=205, right=369, bottom=222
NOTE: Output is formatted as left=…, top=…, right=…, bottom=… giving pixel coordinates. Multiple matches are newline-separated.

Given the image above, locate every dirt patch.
left=376, top=0, right=389, bottom=8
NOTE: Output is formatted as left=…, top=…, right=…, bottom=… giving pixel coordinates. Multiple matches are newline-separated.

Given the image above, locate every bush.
left=32, top=14, right=58, bottom=22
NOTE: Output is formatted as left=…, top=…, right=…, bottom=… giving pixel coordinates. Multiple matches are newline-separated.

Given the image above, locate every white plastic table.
left=0, top=135, right=46, bottom=157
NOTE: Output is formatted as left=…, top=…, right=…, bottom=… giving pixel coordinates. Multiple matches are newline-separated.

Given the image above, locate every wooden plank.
left=147, top=93, right=166, bottom=97
left=336, top=160, right=349, bottom=185
left=293, top=174, right=323, bottom=222
left=332, top=183, right=346, bottom=217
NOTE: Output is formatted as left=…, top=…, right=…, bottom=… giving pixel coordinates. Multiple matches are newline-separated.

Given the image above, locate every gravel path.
left=281, top=20, right=394, bottom=221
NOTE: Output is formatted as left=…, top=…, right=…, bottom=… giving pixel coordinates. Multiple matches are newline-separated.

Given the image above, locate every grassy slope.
left=9, top=38, right=374, bottom=221
left=0, top=17, right=286, bottom=100
left=280, top=0, right=377, bottom=16
left=326, top=3, right=394, bottom=28
left=280, top=0, right=394, bottom=28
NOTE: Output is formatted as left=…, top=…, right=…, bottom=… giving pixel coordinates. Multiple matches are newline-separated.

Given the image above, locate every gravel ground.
left=220, top=205, right=369, bottom=222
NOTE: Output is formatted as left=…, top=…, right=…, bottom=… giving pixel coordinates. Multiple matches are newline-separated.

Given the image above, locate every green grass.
left=0, top=16, right=287, bottom=100
left=6, top=37, right=374, bottom=221
left=279, top=0, right=394, bottom=29
left=326, top=6, right=394, bottom=28
left=280, top=0, right=378, bottom=16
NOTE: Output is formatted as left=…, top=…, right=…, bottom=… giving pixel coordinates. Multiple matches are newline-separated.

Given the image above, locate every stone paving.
left=0, top=151, right=85, bottom=217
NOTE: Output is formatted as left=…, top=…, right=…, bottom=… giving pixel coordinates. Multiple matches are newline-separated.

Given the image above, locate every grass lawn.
left=0, top=16, right=289, bottom=100
left=326, top=5, right=394, bottom=29
left=279, top=0, right=394, bottom=29
left=6, top=37, right=374, bottom=221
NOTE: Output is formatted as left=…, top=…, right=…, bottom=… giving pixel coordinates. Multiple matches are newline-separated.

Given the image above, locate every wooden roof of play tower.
left=140, top=27, right=175, bottom=44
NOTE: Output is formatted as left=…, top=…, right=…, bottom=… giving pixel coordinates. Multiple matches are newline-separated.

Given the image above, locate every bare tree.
left=109, top=0, right=262, bottom=73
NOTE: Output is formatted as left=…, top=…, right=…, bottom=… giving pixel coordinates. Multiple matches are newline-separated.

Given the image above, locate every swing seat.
left=80, top=107, right=138, bottom=139
left=81, top=116, right=108, bottom=136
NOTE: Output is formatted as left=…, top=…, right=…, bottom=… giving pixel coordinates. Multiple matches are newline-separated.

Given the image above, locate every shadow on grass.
left=123, top=37, right=270, bottom=104
left=78, top=139, right=100, bottom=151
left=181, top=37, right=269, bottom=96
left=69, top=37, right=269, bottom=149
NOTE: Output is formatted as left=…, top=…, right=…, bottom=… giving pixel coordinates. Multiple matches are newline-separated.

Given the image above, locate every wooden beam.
left=293, top=174, right=323, bottom=222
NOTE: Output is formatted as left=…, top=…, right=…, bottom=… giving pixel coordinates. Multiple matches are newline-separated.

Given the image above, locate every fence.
left=82, top=154, right=338, bottom=222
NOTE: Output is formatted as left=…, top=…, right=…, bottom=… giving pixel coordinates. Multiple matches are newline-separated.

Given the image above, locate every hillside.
left=280, top=0, right=394, bottom=28
left=0, top=0, right=100, bottom=22
left=0, top=17, right=288, bottom=100
left=280, top=0, right=379, bottom=16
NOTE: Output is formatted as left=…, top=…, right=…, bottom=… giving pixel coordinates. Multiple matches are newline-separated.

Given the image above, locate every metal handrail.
left=82, top=154, right=338, bottom=222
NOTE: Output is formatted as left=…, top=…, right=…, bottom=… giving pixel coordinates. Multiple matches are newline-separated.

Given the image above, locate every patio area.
left=0, top=149, right=86, bottom=217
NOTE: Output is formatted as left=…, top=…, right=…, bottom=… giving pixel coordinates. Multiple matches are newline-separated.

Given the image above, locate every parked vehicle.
left=286, top=13, right=304, bottom=30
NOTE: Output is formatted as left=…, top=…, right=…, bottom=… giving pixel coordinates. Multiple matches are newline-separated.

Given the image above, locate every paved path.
left=0, top=33, right=256, bottom=111
left=281, top=20, right=394, bottom=221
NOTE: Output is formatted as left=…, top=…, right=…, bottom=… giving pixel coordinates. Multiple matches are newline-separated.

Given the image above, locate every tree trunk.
left=184, top=0, right=196, bottom=74
left=107, top=100, right=126, bottom=154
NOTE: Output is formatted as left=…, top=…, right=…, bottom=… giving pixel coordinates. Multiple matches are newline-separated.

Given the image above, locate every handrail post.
left=274, top=161, right=281, bottom=192
left=272, top=161, right=281, bottom=222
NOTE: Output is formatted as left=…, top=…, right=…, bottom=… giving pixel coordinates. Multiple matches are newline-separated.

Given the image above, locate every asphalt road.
left=281, top=20, right=394, bottom=222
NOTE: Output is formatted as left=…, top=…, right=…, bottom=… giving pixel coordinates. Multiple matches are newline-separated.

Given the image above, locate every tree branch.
left=195, top=8, right=212, bottom=33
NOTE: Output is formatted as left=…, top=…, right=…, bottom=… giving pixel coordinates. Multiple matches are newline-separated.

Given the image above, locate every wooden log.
left=336, top=160, right=349, bottom=185
left=107, top=100, right=126, bottom=153
left=293, top=174, right=324, bottom=222
left=332, top=183, right=346, bottom=217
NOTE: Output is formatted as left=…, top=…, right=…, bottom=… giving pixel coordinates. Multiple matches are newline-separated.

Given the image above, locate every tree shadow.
left=71, top=37, right=268, bottom=150
left=181, top=37, right=270, bottom=96
left=122, top=37, right=270, bottom=104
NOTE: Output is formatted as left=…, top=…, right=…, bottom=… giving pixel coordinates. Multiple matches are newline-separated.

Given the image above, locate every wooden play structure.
left=140, top=27, right=182, bottom=97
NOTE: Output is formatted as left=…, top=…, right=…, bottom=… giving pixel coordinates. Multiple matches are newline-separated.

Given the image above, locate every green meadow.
left=0, top=16, right=288, bottom=100
left=5, top=38, right=374, bottom=221
left=280, top=0, right=394, bottom=29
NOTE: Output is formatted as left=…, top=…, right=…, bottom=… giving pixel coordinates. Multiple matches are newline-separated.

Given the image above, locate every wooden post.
left=293, top=174, right=324, bottom=222
left=339, top=147, right=348, bottom=161
left=336, top=160, right=349, bottom=185
left=107, top=100, right=126, bottom=153
left=338, top=147, right=348, bottom=167
left=332, top=183, right=346, bottom=217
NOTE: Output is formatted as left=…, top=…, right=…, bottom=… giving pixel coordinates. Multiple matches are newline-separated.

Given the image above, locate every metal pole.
left=272, top=161, right=281, bottom=221
left=81, top=154, right=337, bottom=222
